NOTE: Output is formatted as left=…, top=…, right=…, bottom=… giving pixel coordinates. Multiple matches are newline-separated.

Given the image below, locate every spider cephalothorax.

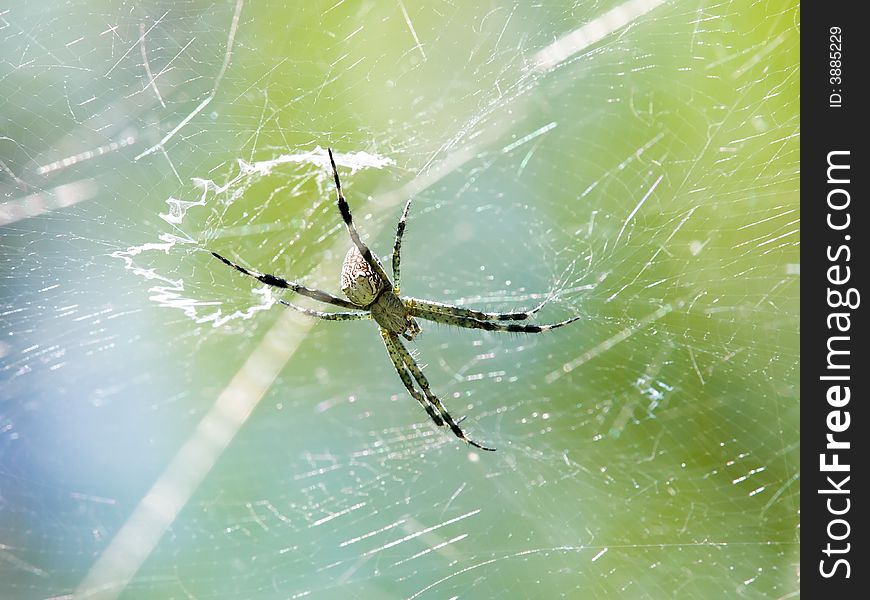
left=212, top=148, right=579, bottom=451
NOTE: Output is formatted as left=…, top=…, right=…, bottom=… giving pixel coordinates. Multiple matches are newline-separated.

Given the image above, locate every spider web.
left=1, top=1, right=799, bottom=598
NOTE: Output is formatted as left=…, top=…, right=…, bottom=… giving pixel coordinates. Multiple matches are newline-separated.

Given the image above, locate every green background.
left=1, top=1, right=799, bottom=598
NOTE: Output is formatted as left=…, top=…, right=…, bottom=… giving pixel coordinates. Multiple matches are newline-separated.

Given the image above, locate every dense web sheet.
left=1, top=1, right=799, bottom=598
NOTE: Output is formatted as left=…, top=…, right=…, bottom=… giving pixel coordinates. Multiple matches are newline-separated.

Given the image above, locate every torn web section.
left=112, top=147, right=396, bottom=330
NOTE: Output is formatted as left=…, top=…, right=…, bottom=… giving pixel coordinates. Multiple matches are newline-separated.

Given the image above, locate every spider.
left=212, top=148, right=579, bottom=451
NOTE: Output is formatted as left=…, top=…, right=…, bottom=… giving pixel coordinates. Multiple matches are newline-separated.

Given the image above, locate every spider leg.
left=389, top=333, right=496, bottom=451
left=212, top=252, right=360, bottom=310
left=380, top=329, right=444, bottom=427
left=327, top=148, right=394, bottom=288
left=277, top=300, right=370, bottom=320
left=404, top=297, right=550, bottom=322
left=391, top=194, right=415, bottom=294
left=411, top=309, right=580, bottom=333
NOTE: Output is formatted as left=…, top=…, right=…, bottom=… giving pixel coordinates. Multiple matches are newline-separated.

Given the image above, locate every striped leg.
left=389, top=334, right=495, bottom=451
left=391, top=194, right=415, bottom=294
left=212, top=252, right=360, bottom=310
left=380, top=330, right=444, bottom=427
left=327, top=148, right=394, bottom=288
left=411, top=309, right=579, bottom=333
left=403, top=297, right=549, bottom=322
left=277, top=300, right=370, bottom=320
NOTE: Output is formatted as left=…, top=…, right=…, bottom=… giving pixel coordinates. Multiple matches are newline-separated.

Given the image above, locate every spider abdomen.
left=340, top=245, right=420, bottom=338
left=340, top=246, right=384, bottom=306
